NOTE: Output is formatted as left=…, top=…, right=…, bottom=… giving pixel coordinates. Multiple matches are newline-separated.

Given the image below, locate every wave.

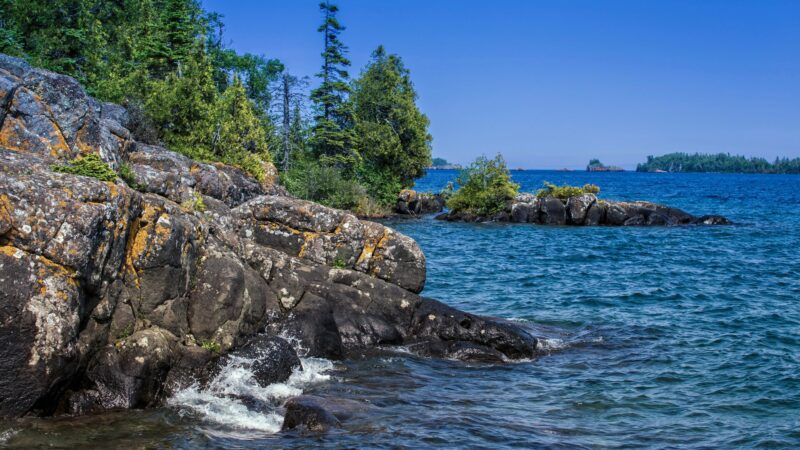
left=169, top=348, right=333, bottom=435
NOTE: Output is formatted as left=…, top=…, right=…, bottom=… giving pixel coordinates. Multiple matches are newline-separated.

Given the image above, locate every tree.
left=351, top=46, right=432, bottom=202
left=446, top=154, right=520, bottom=216
left=309, top=1, right=356, bottom=169
left=272, top=71, right=307, bottom=171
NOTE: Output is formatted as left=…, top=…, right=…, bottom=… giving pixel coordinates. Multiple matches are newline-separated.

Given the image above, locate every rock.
left=282, top=396, right=342, bottom=432
left=395, top=189, right=445, bottom=215
left=566, top=194, right=597, bottom=225
left=539, top=197, right=567, bottom=225
left=0, top=53, right=548, bottom=419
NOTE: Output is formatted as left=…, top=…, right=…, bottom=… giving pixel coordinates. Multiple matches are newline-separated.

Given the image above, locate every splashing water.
left=169, top=355, right=334, bottom=435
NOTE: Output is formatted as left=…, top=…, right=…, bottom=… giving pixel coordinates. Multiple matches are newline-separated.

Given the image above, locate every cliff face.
left=0, top=54, right=538, bottom=417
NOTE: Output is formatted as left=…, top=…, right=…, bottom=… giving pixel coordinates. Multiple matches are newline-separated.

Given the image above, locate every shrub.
left=282, top=157, right=370, bottom=211
left=51, top=154, right=117, bottom=182
left=118, top=163, right=144, bottom=190
left=181, top=192, right=206, bottom=213
left=535, top=182, right=601, bottom=200
left=200, top=339, right=221, bottom=353
left=446, top=154, right=519, bottom=216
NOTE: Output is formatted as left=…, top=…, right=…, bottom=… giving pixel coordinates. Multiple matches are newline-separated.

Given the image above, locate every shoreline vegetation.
left=434, top=154, right=729, bottom=225
left=637, top=152, right=800, bottom=174
left=0, top=0, right=432, bottom=217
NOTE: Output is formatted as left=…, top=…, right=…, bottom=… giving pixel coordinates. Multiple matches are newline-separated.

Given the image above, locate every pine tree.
left=352, top=45, right=432, bottom=197
left=309, top=1, right=356, bottom=170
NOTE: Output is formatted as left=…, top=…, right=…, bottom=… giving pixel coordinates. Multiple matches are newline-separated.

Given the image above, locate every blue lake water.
left=2, top=170, right=799, bottom=448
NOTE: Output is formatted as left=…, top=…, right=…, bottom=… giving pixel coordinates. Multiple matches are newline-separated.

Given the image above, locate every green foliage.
left=446, top=154, right=519, bottom=216
left=332, top=255, right=346, bottom=268
left=281, top=156, right=367, bottom=211
left=637, top=152, right=800, bottom=174
left=52, top=154, right=117, bottom=182
left=200, top=339, right=220, bottom=353
left=116, top=325, right=133, bottom=341
left=431, top=157, right=449, bottom=167
left=182, top=192, right=206, bottom=213
left=351, top=46, right=432, bottom=194
left=118, top=163, right=143, bottom=190
left=309, top=2, right=357, bottom=170
left=535, top=182, right=600, bottom=200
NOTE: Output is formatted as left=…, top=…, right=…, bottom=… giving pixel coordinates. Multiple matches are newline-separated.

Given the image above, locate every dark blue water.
left=2, top=171, right=799, bottom=449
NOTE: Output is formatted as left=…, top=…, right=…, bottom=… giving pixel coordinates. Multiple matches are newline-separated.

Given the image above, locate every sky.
left=202, top=0, right=800, bottom=169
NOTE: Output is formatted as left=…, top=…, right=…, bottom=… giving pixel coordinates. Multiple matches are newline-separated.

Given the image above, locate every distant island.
left=586, top=159, right=624, bottom=172
left=429, top=157, right=463, bottom=170
left=637, top=153, right=800, bottom=174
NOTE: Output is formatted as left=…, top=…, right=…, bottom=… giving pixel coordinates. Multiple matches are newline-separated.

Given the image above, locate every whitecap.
left=168, top=345, right=334, bottom=435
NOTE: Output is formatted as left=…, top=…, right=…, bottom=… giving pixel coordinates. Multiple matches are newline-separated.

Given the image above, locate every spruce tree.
left=309, top=1, right=356, bottom=170
left=352, top=45, right=432, bottom=198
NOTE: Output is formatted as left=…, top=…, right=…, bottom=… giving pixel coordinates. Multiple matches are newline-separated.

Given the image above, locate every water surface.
left=2, top=170, right=799, bottom=448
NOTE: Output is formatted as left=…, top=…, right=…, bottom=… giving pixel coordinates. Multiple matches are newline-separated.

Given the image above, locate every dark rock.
left=539, top=197, right=567, bottom=225
left=228, top=335, right=301, bottom=387
left=0, top=53, right=551, bottom=419
left=566, top=194, right=596, bottom=225
left=282, top=395, right=342, bottom=432
left=395, top=189, right=446, bottom=215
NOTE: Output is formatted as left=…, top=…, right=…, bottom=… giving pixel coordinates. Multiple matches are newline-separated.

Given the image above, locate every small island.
left=429, top=155, right=730, bottom=226
left=428, top=157, right=462, bottom=170
left=586, top=159, right=624, bottom=172
left=637, top=152, right=800, bottom=174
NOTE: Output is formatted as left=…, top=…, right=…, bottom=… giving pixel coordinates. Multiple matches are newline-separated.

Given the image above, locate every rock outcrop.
left=0, top=54, right=540, bottom=418
left=394, top=189, right=445, bottom=216
left=437, top=192, right=730, bottom=226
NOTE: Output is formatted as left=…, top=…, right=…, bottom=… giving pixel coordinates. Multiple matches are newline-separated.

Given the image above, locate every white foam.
left=169, top=353, right=333, bottom=434
left=536, top=337, right=568, bottom=352
left=0, top=428, right=18, bottom=444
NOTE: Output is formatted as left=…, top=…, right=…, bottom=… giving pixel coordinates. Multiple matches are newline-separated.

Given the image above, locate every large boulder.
left=0, top=54, right=545, bottom=419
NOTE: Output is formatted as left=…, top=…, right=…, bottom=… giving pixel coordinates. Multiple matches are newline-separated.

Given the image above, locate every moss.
left=200, top=339, right=221, bottom=353
left=535, top=182, right=601, bottom=200
left=51, top=154, right=117, bottom=182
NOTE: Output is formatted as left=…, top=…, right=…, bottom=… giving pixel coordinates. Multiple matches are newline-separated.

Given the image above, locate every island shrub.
left=446, top=154, right=519, bottom=216
left=535, top=182, right=600, bottom=200
left=51, top=154, right=117, bottom=182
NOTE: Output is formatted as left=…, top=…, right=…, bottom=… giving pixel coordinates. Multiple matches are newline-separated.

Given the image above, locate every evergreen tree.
left=309, top=1, right=356, bottom=169
left=352, top=45, right=432, bottom=200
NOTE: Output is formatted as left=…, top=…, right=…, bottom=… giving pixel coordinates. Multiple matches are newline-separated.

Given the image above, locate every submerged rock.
left=437, top=192, right=731, bottom=226
left=0, top=54, right=542, bottom=418
left=282, top=395, right=342, bottom=432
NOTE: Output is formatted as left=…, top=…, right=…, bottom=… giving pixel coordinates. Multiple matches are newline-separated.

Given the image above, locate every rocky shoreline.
left=394, top=190, right=730, bottom=226
left=0, top=54, right=540, bottom=425
left=437, top=192, right=730, bottom=225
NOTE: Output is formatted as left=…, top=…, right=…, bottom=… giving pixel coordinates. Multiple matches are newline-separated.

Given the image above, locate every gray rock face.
left=395, top=189, right=446, bottom=215
left=0, top=54, right=541, bottom=418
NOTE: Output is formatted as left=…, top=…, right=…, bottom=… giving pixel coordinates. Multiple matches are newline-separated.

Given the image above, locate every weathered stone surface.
left=437, top=193, right=729, bottom=226
left=566, top=193, right=597, bottom=225
left=395, top=189, right=446, bottom=215
left=0, top=54, right=545, bottom=419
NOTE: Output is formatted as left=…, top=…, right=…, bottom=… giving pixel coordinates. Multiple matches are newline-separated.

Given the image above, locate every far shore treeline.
left=637, top=152, right=800, bottom=174
left=0, top=0, right=431, bottom=215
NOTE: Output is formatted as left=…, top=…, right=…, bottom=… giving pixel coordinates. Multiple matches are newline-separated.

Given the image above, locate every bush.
left=200, top=339, right=221, bottom=353
left=51, top=154, right=117, bottom=182
left=282, top=157, right=369, bottom=211
left=446, top=154, right=519, bottom=216
left=535, top=182, right=600, bottom=200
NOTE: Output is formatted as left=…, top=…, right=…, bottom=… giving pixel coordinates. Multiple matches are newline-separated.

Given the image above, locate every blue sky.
left=202, top=0, right=799, bottom=169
